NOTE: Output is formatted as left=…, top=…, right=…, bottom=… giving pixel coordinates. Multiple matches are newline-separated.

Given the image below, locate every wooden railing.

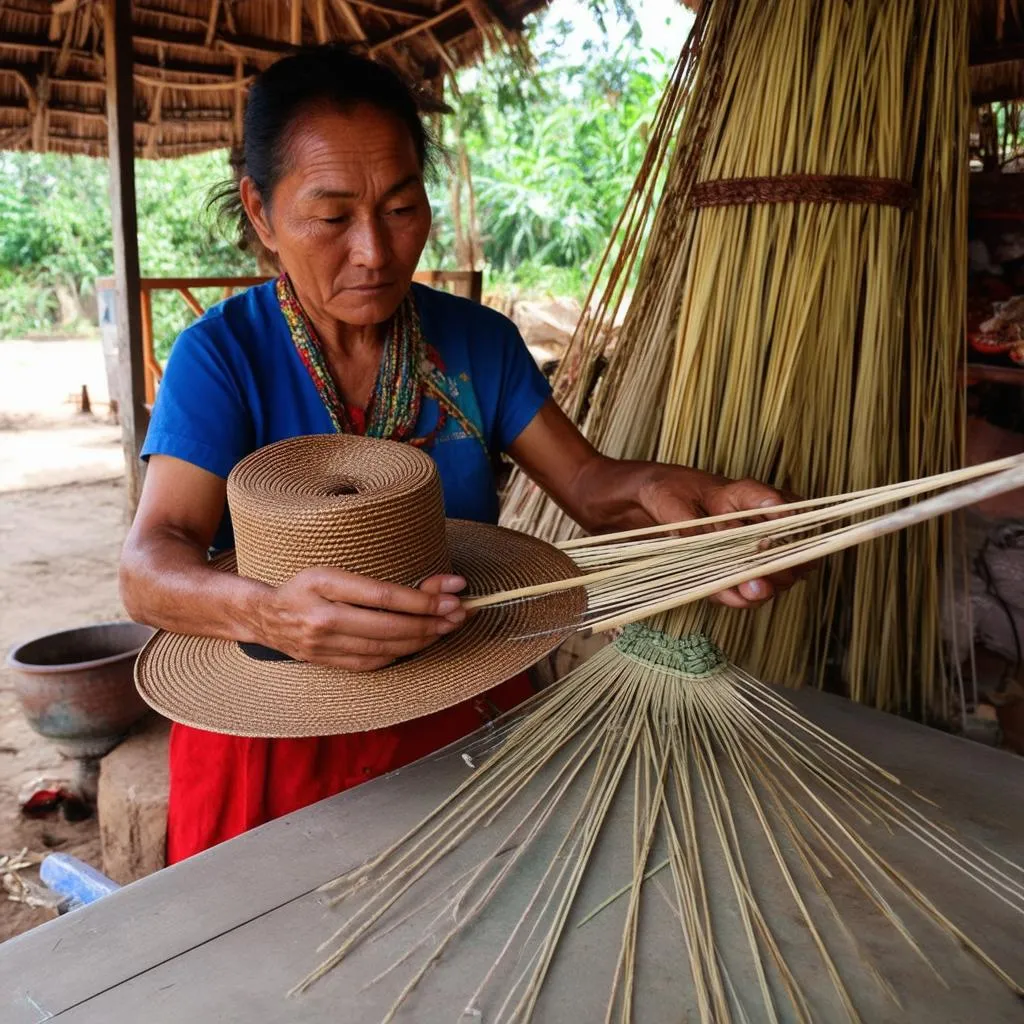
left=96, top=270, right=483, bottom=405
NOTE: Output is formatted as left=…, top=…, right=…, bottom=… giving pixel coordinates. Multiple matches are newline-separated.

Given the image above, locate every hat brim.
left=135, top=520, right=584, bottom=737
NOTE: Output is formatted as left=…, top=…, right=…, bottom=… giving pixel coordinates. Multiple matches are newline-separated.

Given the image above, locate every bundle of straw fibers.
left=653, top=0, right=969, bottom=720
left=505, top=0, right=969, bottom=719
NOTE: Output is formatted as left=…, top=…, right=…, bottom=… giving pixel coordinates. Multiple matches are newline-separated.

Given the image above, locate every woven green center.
left=614, top=623, right=726, bottom=678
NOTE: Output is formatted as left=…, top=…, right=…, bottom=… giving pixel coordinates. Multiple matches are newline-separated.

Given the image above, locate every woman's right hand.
left=121, top=457, right=466, bottom=673
left=256, top=568, right=467, bottom=670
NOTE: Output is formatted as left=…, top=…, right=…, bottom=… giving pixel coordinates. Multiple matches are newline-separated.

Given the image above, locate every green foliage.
left=0, top=7, right=674, bottom=339
left=423, top=23, right=674, bottom=297
left=0, top=150, right=253, bottom=344
left=0, top=268, right=60, bottom=333
left=132, top=154, right=256, bottom=358
left=0, top=153, right=113, bottom=336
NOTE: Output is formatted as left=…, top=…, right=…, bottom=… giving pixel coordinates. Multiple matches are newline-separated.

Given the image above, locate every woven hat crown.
left=137, top=432, right=583, bottom=736
left=226, top=435, right=450, bottom=588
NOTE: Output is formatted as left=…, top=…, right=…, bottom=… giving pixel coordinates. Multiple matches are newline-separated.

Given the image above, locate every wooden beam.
left=0, top=33, right=259, bottom=80
left=132, top=2, right=222, bottom=32
left=34, top=132, right=238, bottom=157
left=205, top=0, right=223, bottom=46
left=134, top=72, right=254, bottom=92
left=160, top=107, right=235, bottom=121
left=222, top=0, right=238, bottom=35
left=23, top=58, right=51, bottom=154
left=347, top=0, right=427, bottom=19
left=130, top=26, right=295, bottom=60
left=104, top=0, right=148, bottom=515
left=0, top=26, right=293, bottom=63
left=368, top=2, right=465, bottom=55
left=142, top=277, right=271, bottom=288
left=233, top=56, right=244, bottom=144
left=427, top=29, right=457, bottom=74
left=97, top=276, right=272, bottom=289
left=330, top=0, right=368, bottom=41
left=0, top=125, right=32, bottom=148
left=138, top=55, right=261, bottom=81
left=55, top=7, right=77, bottom=75
left=143, top=83, right=164, bottom=158
left=0, top=64, right=248, bottom=93
left=972, top=87, right=1024, bottom=106
left=1, top=2, right=51, bottom=19
left=31, top=71, right=50, bottom=152
left=139, top=288, right=157, bottom=405
left=971, top=42, right=1024, bottom=67
left=100, top=272, right=477, bottom=291
left=0, top=101, right=236, bottom=126
left=80, top=3, right=97, bottom=48
left=314, top=0, right=328, bottom=44
left=0, top=63, right=34, bottom=99
left=965, top=364, right=1024, bottom=387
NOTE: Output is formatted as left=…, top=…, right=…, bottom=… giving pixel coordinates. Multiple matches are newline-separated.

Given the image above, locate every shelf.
left=965, top=363, right=1024, bottom=386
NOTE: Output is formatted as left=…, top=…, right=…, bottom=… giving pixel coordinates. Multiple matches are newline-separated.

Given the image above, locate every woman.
left=120, top=45, right=795, bottom=863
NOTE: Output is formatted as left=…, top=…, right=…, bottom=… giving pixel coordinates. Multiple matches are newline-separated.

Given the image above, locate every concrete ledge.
left=97, top=714, right=170, bottom=885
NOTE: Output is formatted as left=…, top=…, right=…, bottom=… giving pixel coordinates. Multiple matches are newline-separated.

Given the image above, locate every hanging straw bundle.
left=503, top=0, right=970, bottom=721
left=654, top=0, right=969, bottom=721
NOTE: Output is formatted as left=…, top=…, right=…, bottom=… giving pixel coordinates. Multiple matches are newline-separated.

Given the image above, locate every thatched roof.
left=970, top=0, right=1024, bottom=104
left=6, top=2, right=1022, bottom=163
left=0, top=0, right=549, bottom=159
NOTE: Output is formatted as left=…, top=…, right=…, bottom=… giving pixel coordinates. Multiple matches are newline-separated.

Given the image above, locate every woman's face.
left=242, top=103, right=432, bottom=328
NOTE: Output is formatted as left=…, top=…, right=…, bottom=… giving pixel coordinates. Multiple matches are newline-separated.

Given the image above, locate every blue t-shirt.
left=141, top=280, right=550, bottom=550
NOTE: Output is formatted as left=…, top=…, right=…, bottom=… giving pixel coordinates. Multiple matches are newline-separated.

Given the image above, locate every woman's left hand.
left=635, top=464, right=800, bottom=610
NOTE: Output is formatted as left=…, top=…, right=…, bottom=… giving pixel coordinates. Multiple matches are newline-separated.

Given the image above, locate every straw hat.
left=135, top=435, right=583, bottom=738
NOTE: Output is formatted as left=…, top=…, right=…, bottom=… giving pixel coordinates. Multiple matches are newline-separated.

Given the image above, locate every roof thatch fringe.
left=0, top=0, right=549, bottom=159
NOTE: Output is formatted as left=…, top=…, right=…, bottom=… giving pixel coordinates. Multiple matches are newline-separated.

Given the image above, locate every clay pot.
left=6, top=621, right=155, bottom=760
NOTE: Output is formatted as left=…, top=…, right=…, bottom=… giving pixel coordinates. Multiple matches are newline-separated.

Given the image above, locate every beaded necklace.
left=276, top=274, right=486, bottom=450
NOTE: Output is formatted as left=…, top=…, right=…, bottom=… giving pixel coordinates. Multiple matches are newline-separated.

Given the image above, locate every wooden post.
left=233, top=57, right=244, bottom=146
left=104, top=0, right=148, bottom=516
left=139, top=287, right=156, bottom=406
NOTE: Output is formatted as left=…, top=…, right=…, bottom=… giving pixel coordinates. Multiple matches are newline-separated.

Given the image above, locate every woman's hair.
left=212, top=44, right=437, bottom=257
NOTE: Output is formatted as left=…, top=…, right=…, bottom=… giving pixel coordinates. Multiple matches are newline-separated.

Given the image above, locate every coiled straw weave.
left=136, top=436, right=582, bottom=738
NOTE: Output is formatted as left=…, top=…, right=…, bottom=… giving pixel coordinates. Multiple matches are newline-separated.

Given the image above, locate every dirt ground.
left=0, top=338, right=126, bottom=942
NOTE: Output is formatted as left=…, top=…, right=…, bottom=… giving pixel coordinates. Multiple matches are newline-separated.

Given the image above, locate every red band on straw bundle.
left=691, top=174, right=917, bottom=210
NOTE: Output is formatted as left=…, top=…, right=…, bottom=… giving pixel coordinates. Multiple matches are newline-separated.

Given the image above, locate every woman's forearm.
left=568, top=456, right=727, bottom=533
left=120, top=524, right=468, bottom=668
left=120, top=526, right=270, bottom=643
left=508, top=400, right=735, bottom=534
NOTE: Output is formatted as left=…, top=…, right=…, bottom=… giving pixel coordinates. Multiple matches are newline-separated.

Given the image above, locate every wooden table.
left=2, top=688, right=1023, bottom=1023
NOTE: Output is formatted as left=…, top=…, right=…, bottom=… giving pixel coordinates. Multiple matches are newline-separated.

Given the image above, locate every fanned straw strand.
left=470, top=457, right=1024, bottom=638
left=293, top=625, right=1024, bottom=1020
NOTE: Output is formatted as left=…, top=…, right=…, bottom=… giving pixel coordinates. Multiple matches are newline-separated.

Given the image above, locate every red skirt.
left=166, top=674, right=534, bottom=863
